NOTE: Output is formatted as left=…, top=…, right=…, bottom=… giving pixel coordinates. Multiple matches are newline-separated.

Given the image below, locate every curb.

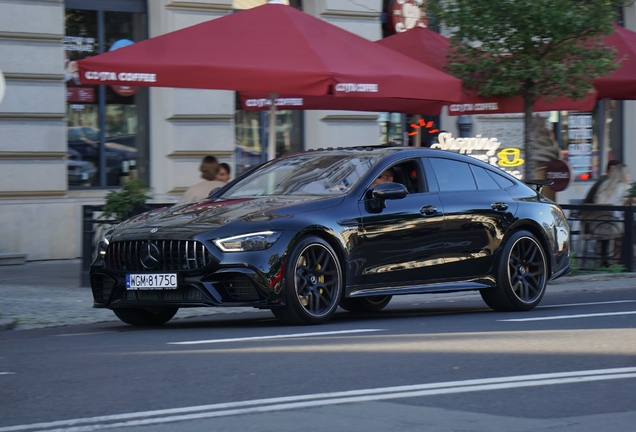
left=1, top=272, right=634, bottom=332
left=0, top=318, right=19, bottom=331
left=549, top=271, right=636, bottom=285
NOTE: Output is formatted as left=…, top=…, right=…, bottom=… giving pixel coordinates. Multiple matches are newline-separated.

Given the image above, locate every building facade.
left=0, top=0, right=635, bottom=261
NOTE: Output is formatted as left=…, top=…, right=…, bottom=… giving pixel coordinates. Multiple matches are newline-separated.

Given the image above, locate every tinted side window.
left=430, top=158, right=477, bottom=192
left=471, top=165, right=501, bottom=190
left=488, top=170, right=516, bottom=189
left=389, top=160, right=422, bottom=194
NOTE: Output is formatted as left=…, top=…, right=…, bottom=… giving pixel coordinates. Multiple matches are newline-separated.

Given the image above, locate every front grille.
left=105, top=240, right=213, bottom=272
left=222, top=275, right=259, bottom=301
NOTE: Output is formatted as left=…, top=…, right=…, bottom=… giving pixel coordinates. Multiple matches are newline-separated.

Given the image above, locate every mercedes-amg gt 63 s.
left=90, top=146, right=571, bottom=326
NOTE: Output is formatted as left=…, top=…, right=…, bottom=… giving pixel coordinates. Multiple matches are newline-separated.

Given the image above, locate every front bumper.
left=90, top=262, right=285, bottom=310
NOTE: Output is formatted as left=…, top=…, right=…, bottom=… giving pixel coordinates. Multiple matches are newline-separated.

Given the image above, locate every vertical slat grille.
left=104, top=240, right=213, bottom=272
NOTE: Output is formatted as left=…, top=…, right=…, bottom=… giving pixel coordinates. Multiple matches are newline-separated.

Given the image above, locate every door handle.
left=420, top=205, right=438, bottom=216
left=491, top=202, right=509, bottom=211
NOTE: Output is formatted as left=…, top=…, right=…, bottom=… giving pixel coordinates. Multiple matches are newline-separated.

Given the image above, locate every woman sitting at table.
left=592, top=164, right=631, bottom=264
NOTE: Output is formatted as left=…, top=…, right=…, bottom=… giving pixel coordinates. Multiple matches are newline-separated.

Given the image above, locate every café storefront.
left=1, top=0, right=636, bottom=262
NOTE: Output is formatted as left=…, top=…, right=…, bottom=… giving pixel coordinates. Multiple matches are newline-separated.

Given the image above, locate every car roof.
left=292, top=145, right=492, bottom=166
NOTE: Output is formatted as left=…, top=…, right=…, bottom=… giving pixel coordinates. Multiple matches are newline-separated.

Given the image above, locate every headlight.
left=97, top=237, right=110, bottom=256
left=213, top=231, right=282, bottom=252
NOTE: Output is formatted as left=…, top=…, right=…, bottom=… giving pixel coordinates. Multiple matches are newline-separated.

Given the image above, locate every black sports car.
left=90, top=146, right=571, bottom=326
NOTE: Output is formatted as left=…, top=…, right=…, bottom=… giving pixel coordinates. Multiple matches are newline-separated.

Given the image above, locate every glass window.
left=65, top=5, right=147, bottom=188
left=234, top=107, right=303, bottom=177
left=386, top=161, right=420, bottom=193
left=471, top=165, right=501, bottom=190
left=429, top=158, right=477, bottom=192
left=488, top=170, right=516, bottom=189
left=378, top=112, right=404, bottom=145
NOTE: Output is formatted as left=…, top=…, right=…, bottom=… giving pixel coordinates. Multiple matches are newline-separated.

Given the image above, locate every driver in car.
left=372, top=168, right=395, bottom=188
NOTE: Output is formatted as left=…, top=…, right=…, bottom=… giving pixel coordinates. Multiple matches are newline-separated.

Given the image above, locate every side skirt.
left=347, top=280, right=495, bottom=298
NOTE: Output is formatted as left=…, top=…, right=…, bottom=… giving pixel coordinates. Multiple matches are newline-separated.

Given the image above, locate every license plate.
left=126, top=273, right=178, bottom=290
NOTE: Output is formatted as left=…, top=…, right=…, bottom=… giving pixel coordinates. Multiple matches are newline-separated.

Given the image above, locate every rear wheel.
left=272, top=236, right=343, bottom=325
left=339, top=295, right=392, bottom=312
left=480, top=230, right=547, bottom=312
left=113, top=307, right=178, bottom=326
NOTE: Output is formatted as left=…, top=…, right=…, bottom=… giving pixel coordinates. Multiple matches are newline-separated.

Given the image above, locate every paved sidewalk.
left=0, top=260, right=256, bottom=330
left=1, top=259, right=635, bottom=331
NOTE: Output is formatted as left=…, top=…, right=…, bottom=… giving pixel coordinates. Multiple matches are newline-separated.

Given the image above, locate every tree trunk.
left=523, top=81, right=535, bottom=181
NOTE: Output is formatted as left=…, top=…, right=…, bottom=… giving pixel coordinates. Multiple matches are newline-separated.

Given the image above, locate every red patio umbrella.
left=376, top=27, right=598, bottom=116
left=78, top=3, right=462, bottom=159
left=77, top=4, right=461, bottom=102
left=594, top=24, right=636, bottom=100
left=240, top=26, right=598, bottom=116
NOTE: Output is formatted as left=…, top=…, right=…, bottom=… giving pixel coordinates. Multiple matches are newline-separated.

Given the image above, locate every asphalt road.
left=1, top=285, right=635, bottom=432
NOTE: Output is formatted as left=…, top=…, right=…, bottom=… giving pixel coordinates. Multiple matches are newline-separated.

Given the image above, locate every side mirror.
left=372, top=182, right=408, bottom=208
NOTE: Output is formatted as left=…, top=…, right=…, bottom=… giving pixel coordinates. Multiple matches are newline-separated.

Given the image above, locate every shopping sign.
left=431, top=132, right=524, bottom=179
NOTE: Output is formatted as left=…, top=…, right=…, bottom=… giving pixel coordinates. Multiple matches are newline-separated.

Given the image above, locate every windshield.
left=220, top=153, right=379, bottom=198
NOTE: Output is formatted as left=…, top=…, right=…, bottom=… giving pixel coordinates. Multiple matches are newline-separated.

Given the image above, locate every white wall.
left=0, top=1, right=70, bottom=259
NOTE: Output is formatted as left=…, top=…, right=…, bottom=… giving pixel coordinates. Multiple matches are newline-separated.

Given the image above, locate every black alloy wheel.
left=272, top=236, right=343, bottom=325
left=480, top=230, right=548, bottom=312
left=339, top=295, right=392, bottom=312
left=113, top=307, right=179, bottom=326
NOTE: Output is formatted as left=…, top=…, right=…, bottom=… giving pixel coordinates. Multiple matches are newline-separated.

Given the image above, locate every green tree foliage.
left=427, top=0, right=629, bottom=179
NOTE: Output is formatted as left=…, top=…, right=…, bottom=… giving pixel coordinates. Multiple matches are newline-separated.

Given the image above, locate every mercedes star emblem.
left=140, top=242, right=161, bottom=269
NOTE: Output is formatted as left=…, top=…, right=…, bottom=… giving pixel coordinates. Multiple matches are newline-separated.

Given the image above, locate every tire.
left=272, top=236, right=343, bottom=325
left=113, top=307, right=178, bottom=326
left=340, top=295, right=392, bottom=312
left=480, top=230, right=548, bottom=312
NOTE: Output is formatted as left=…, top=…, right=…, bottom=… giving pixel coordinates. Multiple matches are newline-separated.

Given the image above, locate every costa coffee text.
left=84, top=71, right=157, bottom=83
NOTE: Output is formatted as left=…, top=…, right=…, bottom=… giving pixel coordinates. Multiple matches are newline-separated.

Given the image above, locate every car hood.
left=110, top=195, right=343, bottom=240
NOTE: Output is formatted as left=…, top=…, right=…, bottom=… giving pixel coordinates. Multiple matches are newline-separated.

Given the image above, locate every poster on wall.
left=388, top=0, right=428, bottom=34
left=64, top=35, right=96, bottom=103
left=566, top=113, right=594, bottom=181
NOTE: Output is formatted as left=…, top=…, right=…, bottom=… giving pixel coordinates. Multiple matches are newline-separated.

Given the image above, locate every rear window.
left=488, top=169, right=516, bottom=189
left=471, top=165, right=502, bottom=190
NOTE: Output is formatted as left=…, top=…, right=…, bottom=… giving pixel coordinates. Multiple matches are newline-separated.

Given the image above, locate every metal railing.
left=560, top=204, right=635, bottom=272
left=81, top=202, right=635, bottom=287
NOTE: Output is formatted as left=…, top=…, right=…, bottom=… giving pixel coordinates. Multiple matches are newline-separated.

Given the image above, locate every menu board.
left=566, top=114, right=594, bottom=180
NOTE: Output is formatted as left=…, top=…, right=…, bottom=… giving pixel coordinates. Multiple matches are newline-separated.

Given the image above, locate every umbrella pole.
left=268, top=93, right=278, bottom=161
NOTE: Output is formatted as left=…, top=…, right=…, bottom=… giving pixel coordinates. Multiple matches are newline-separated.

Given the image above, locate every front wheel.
left=272, top=236, right=343, bottom=325
left=339, top=295, right=392, bottom=312
left=113, top=307, right=178, bottom=326
left=480, top=230, right=548, bottom=312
